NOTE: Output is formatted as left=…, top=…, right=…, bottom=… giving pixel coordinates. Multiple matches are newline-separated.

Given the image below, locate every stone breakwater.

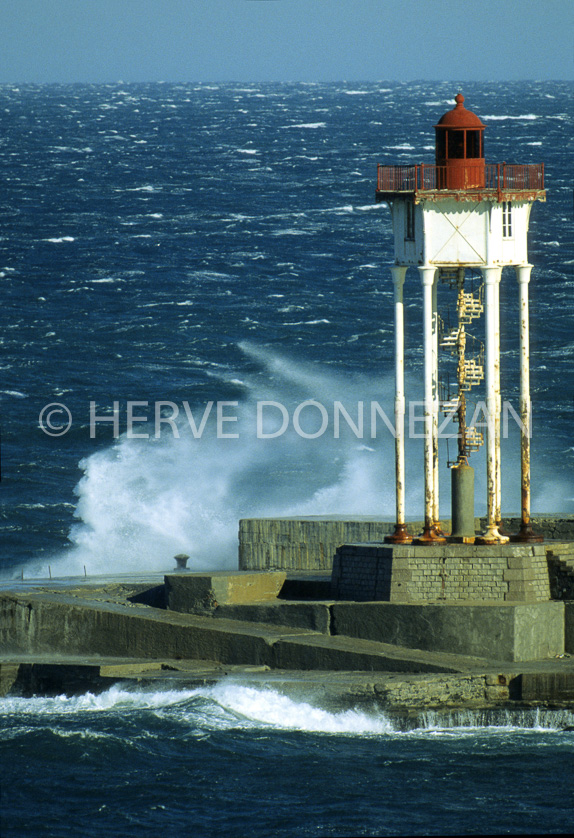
left=1, top=570, right=574, bottom=713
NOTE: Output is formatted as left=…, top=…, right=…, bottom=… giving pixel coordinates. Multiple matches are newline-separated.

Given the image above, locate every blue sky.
left=1, top=0, right=572, bottom=83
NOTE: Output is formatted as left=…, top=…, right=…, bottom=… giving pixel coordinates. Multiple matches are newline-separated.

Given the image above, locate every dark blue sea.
left=1, top=81, right=573, bottom=836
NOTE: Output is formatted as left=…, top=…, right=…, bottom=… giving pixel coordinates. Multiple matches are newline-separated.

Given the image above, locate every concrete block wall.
left=239, top=516, right=574, bottom=573
left=331, top=543, right=551, bottom=603
left=239, top=516, right=404, bottom=571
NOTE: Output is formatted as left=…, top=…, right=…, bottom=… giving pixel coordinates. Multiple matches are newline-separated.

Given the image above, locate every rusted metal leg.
left=415, top=519, right=447, bottom=544
left=494, top=276, right=503, bottom=530
left=476, top=265, right=508, bottom=544
left=385, top=266, right=412, bottom=545
left=414, top=266, right=445, bottom=545
left=431, top=278, right=446, bottom=537
left=511, top=264, right=543, bottom=543
left=386, top=523, right=412, bottom=544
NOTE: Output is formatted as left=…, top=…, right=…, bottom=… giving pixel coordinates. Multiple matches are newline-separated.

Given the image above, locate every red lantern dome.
left=434, top=94, right=486, bottom=189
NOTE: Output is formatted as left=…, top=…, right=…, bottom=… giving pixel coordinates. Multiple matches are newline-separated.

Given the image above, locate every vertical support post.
left=386, top=265, right=411, bottom=543
left=494, top=276, right=503, bottom=530
left=432, top=276, right=442, bottom=532
left=477, top=265, right=508, bottom=543
left=415, top=265, right=445, bottom=544
left=512, top=263, right=543, bottom=542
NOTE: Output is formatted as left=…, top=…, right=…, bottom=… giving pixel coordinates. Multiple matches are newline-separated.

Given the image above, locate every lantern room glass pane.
left=436, top=130, right=446, bottom=160
left=448, top=131, right=464, bottom=159
left=466, top=131, right=481, bottom=158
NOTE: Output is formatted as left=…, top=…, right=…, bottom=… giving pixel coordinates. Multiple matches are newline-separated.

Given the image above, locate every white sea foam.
left=0, top=685, right=199, bottom=717
left=207, top=683, right=394, bottom=734
left=283, top=319, right=330, bottom=325
left=285, top=122, right=326, bottom=129
left=43, top=236, right=75, bottom=243
left=4, top=682, right=572, bottom=738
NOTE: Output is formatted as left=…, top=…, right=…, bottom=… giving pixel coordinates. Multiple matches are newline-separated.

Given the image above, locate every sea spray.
left=26, top=340, right=558, bottom=578
left=40, top=345, right=412, bottom=576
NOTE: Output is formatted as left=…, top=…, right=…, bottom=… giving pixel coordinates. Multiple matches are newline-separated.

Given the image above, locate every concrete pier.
left=1, top=569, right=574, bottom=712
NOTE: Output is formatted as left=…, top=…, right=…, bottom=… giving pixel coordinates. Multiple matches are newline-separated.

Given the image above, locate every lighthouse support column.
left=494, top=277, right=503, bottom=530
left=432, top=278, right=441, bottom=532
left=415, top=266, right=445, bottom=544
left=478, top=265, right=508, bottom=543
left=512, top=263, right=543, bottom=542
left=386, top=265, right=412, bottom=543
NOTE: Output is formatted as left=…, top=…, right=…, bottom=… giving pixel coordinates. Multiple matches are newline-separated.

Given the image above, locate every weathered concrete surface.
left=239, top=516, right=437, bottom=571
left=0, top=591, right=310, bottom=667
left=210, top=600, right=564, bottom=662
left=1, top=591, right=495, bottom=675
left=272, top=633, right=486, bottom=674
left=214, top=601, right=333, bottom=634
left=519, top=672, right=574, bottom=702
left=0, top=662, right=20, bottom=697
left=165, top=571, right=286, bottom=613
left=240, top=515, right=574, bottom=572
left=330, top=602, right=564, bottom=662
left=565, top=602, right=574, bottom=654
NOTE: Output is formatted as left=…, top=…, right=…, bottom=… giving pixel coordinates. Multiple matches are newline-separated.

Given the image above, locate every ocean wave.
left=206, top=683, right=393, bottom=734
left=284, top=122, right=326, bottom=129
left=0, top=389, right=27, bottom=398
left=282, top=319, right=330, bottom=325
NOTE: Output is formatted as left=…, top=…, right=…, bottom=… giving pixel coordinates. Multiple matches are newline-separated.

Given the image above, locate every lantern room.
left=434, top=93, right=486, bottom=189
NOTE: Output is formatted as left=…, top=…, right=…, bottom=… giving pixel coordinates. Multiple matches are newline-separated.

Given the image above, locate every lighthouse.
left=376, top=93, right=545, bottom=545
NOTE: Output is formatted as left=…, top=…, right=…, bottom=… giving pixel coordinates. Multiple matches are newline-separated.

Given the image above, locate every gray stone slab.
left=331, top=602, right=564, bottom=662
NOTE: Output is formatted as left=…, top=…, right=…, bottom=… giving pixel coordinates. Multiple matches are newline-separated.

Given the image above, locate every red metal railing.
left=376, top=163, right=544, bottom=193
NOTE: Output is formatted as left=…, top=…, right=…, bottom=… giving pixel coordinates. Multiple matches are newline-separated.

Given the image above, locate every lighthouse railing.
left=377, top=163, right=544, bottom=193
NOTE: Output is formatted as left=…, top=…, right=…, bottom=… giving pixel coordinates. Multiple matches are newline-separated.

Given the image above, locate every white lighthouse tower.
left=376, top=93, right=545, bottom=545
